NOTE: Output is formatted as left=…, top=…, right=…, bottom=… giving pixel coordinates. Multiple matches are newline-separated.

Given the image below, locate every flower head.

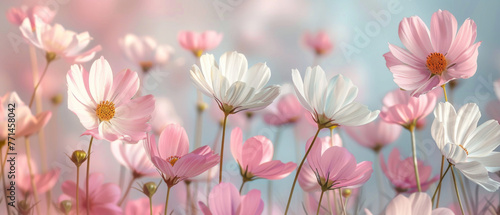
left=230, top=127, right=296, bottom=181
left=111, top=140, right=157, bottom=177
left=178, top=31, right=223, bottom=57
left=119, top=34, right=173, bottom=72
left=380, top=148, right=438, bottom=193
left=344, top=119, right=401, bottom=152
left=60, top=173, right=122, bottom=215
left=307, top=143, right=372, bottom=191
left=190, top=51, right=280, bottom=114
left=303, top=30, right=333, bottom=56
left=20, top=16, right=101, bottom=63
left=380, top=89, right=436, bottom=128
left=6, top=5, right=55, bottom=28
left=198, top=182, right=264, bottom=215
left=432, top=102, right=500, bottom=192
left=144, top=124, right=219, bottom=187
left=67, top=56, right=155, bottom=143
left=292, top=66, right=379, bottom=128
left=384, top=9, right=480, bottom=96
left=263, top=93, right=303, bottom=126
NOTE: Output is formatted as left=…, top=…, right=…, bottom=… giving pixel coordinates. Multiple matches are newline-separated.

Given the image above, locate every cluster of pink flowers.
left=4, top=4, right=500, bottom=215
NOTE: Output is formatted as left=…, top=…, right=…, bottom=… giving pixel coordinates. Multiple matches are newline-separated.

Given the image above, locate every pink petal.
left=430, top=10, right=457, bottom=54
left=238, top=189, right=264, bottom=215
left=109, top=69, right=140, bottom=107
left=89, top=56, right=113, bottom=102
left=251, top=160, right=296, bottom=180
left=208, top=183, right=241, bottom=215
left=230, top=127, right=243, bottom=164
left=398, top=16, right=433, bottom=59
left=158, top=123, right=189, bottom=159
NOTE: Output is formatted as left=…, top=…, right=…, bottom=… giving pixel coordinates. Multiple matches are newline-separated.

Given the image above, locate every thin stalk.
left=164, top=186, right=172, bottom=215
left=206, top=124, right=222, bottom=197
left=374, top=151, right=384, bottom=211
left=451, top=166, right=465, bottom=215
left=409, top=123, right=422, bottom=192
left=326, top=191, right=332, bottom=215
left=239, top=180, right=247, bottom=194
left=0, top=143, right=11, bottom=215
left=148, top=197, right=153, bottom=215
left=218, top=112, right=229, bottom=184
left=25, top=137, right=41, bottom=215
left=284, top=126, right=323, bottom=215
left=185, top=181, right=191, bottom=215
left=118, top=175, right=137, bottom=206
left=432, top=163, right=452, bottom=206
left=339, top=189, right=346, bottom=215
left=436, top=156, right=444, bottom=207
left=441, top=84, right=448, bottom=102
left=118, top=143, right=126, bottom=189
left=195, top=91, right=204, bottom=148
left=316, top=190, right=325, bottom=215
left=457, top=172, right=472, bottom=215
left=28, top=60, right=52, bottom=108
left=333, top=189, right=340, bottom=215
left=329, top=126, right=334, bottom=146
left=267, top=126, right=282, bottom=215
left=76, top=166, right=80, bottom=215
left=85, top=137, right=94, bottom=215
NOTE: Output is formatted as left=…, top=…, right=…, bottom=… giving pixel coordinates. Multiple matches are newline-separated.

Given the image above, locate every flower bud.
left=51, top=94, right=63, bottom=106
left=142, top=182, right=158, bottom=198
left=197, top=102, right=208, bottom=112
left=18, top=200, right=32, bottom=215
left=60, top=200, right=72, bottom=214
left=342, top=189, right=352, bottom=198
left=71, top=150, right=87, bottom=167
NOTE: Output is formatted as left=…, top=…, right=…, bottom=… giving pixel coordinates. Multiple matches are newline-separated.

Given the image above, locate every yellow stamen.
left=426, top=52, right=447, bottom=75
left=96, top=101, right=115, bottom=121
left=459, top=145, right=469, bottom=155
left=140, top=61, right=153, bottom=73
left=167, top=156, right=181, bottom=166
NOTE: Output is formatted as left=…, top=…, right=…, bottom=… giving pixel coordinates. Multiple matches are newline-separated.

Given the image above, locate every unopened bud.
left=51, top=94, right=63, bottom=106
left=245, top=111, right=254, bottom=119
left=18, top=200, right=32, bottom=215
left=71, top=150, right=87, bottom=167
left=60, top=200, right=72, bottom=214
left=143, top=182, right=158, bottom=198
left=342, top=189, right=352, bottom=198
left=46, top=52, right=57, bottom=63
left=197, top=102, right=208, bottom=112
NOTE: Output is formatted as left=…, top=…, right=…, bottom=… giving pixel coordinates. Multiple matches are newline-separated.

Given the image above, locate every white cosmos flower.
left=292, top=66, right=379, bottom=128
left=190, top=51, right=280, bottom=114
left=432, top=102, right=500, bottom=192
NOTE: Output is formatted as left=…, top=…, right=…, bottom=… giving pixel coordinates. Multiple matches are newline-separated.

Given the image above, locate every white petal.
left=291, top=69, right=313, bottom=112
left=455, top=161, right=500, bottom=192
left=89, top=56, right=113, bottom=102
left=332, top=102, right=379, bottom=126
left=468, top=152, right=500, bottom=172
left=218, top=51, right=248, bottom=85
left=464, top=120, right=500, bottom=157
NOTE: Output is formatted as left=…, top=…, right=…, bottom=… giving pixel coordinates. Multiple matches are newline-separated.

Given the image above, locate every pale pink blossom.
left=125, top=198, right=163, bottom=215
left=17, top=154, right=60, bottom=197
left=178, top=31, right=223, bottom=57
left=366, top=192, right=455, bottom=215
left=304, top=189, right=359, bottom=215
left=344, top=119, right=402, bottom=152
left=110, top=140, right=157, bottom=177
left=150, top=97, right=183, bottom=135
left=230, top=127, right=296, bottom=180
left=299, top=135, right=342, bottom=192
left=60, top=173, right=122, bottom=215
left=303, top=31, right=333, bottom=55
left=384, top=9, right=480, bottom=96
left=6, top=5, right=55, bottom=28
left=263, top=94, right=303, bottom=126
left=380, top=148, right=438, bottom=193
left=198, top=182, right=264, bottom=215
left=119, top=34, right=174, bottom=72
left=144, top=123, right=219, bottom=187
left=67, top=56, right=155, bottom=143
left=20, top=16, right=101, bottom=63
left=307, top=143, right=373, bottom=190
left=380, top=89, right=437, bottom=128
left=0, top=92, right=51, bottom=139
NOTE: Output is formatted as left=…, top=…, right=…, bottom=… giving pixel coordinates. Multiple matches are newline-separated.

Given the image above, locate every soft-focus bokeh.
left=1, top=0, right=499, bottom=214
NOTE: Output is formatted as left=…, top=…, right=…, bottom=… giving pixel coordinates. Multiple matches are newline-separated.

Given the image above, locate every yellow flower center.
left=459, top=145, right=469, bottom=155
left=140, top=61, right=153, bottom=73
left=96, top=101, right=115, bottom=122
left=426, top=52, right=447, bottom=75
left=167, top=156, right=181, bottom=166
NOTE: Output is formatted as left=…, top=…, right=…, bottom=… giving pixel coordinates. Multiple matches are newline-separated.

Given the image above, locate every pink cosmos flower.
left=344, top=119, right=402, bottom=152
left=144, top=123, right=219, bottom=187
left=366, top=192, right=455, bottom=215
left=307, top=143, right=373, bottom=191
left=60, top=173, right=122, bottom=215
left=125, top=198, right=163, bottom=215
left=6, top=5, right=55, bottom=28
left=20, top=16, right=102, bottom=63
left=299, top=135, right=342, bottom=192
left=150, top=97, right=183, bottom=135
left=303, top=31, right=333, bottom=56
left=230, top=127, right=296, bottom=180
left=0, top=92, right=51, bottom=139
left=67, top=56, right=155, bottom=143
left=263, top=94, right=303, bottom=126
left=119, top=34, right=174, bottom=72
left=380, top=148, right=438, bottom=193
left=198, top=182, right=264, bottom=215
left=17, top=154, right=60, bottom=197
left=380, top=89, right=437, bottom=128
left=384, top=9, right=480, bottom=96
left=178, top=31, right=223, bottom=57
left=110, top=140, right=157, bottom=177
